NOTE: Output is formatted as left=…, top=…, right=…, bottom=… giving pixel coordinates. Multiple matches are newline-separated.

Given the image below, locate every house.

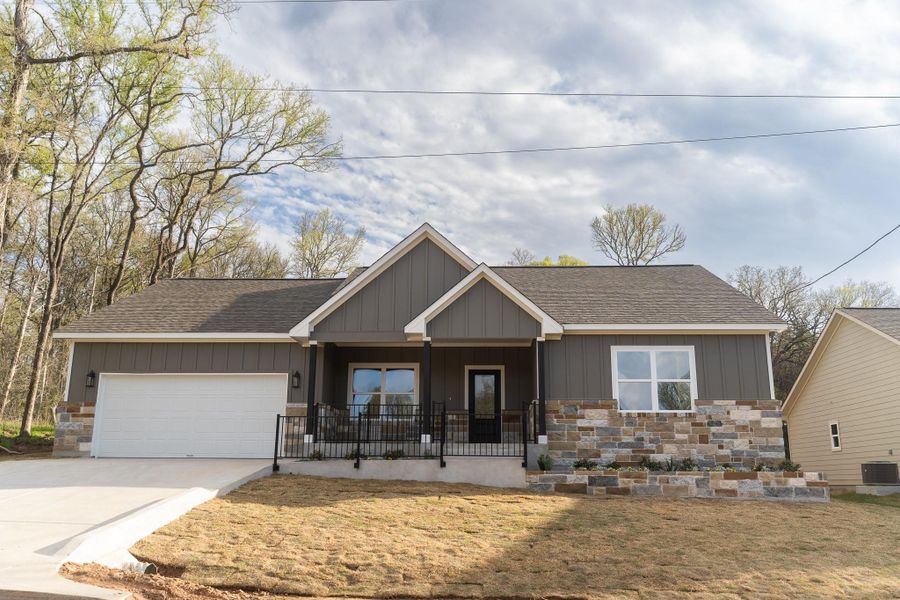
left=782, top=308, right=900, bottom=487
left=53, top=223, right=793, bottom=487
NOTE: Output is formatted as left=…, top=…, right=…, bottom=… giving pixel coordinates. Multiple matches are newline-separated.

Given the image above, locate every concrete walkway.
left=0, top=458, right=271, bottom=599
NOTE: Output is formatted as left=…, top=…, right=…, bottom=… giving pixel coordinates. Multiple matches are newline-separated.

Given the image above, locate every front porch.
left=274, top=341, right=547, bottom=470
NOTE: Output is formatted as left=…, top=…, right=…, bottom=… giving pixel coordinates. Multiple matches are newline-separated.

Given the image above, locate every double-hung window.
left=829, top=422, right=841, bottom=451
left=612, top=346, right=698, bottom=412
left=349, top=364, right=418, bottom=416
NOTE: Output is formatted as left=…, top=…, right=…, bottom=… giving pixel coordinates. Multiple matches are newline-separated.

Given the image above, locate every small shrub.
left=308, top=450, right=325, bottom=461
left=383, top=449, right=406, bottom=460
left=777, top=459, right=802, bottom=472
left=537, top=453, right=554, bottom=471
left=753, top=462, right=774, bottom=472
left=344, top=449, right=367, bottom=460
left=679, top=457, right=699, bottom=471
left=639, top=456, right=664, bottom=471
left=664, top=458, right=678, bottom=472
left=572, top=458, right=599, bottom=470
left=604, top=461, right=622, bottom=471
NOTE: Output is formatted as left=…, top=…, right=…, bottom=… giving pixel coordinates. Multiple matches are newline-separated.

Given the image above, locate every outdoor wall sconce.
left=86, top=370, right=96, bottom=388
left=292, top=370, right=302, bottom=389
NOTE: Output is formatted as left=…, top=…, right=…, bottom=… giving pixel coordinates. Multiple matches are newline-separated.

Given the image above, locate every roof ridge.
left=157, top=277, right=347, bottom=282
left=491, top=264, right=698, bottom=269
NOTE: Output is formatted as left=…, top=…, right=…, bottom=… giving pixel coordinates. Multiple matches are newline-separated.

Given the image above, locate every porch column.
left=422, top=339, right=432, bottom=442
left=537, top=338, right=547, bottom=443
left=305, top=342, right=317, bottom=442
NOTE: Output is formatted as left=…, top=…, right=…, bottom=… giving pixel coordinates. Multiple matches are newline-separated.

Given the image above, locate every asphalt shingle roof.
left=840, top=308, right=900, bottom=342
left=55, top=279, right=343, bottom=334
left=56, top=264, right=782, bottom=335
left=492, top=265, right=782, bottom=325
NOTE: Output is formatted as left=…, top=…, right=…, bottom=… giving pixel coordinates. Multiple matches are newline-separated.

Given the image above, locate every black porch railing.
left=273, top=401, right=535, bottom=471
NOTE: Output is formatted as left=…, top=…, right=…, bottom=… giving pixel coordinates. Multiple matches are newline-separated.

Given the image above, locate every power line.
left=787, top=222, right=900, bottom=295
left=335, top=122, right=900, bottom=160
left=173, top=85, right=900, bottom=99
left=26, top=121, right=900, bottom=165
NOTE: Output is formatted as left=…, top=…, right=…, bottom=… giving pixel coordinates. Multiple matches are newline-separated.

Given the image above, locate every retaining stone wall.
left=527, top=469, right=829, bottom=501
left=547, top=399, right=785, bottom=469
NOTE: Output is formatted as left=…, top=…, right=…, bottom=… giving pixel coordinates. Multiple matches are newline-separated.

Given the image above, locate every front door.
left=468, top=369, right=501, bottom=443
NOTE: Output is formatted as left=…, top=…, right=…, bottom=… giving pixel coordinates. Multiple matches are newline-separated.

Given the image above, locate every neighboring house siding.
left=545, top=334, right=771, bottom=401
left=66, top=342, right=310, bottom=406
left=314, top=238, right=469, bottom=341
left=785, top=318, right=900, bottom=485
left=427, top=279, right=541, bottom=340
left=325, top=345, right=534, bottom=412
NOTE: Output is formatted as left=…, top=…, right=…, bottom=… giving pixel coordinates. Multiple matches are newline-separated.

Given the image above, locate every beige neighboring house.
left=782, top=308, right=900, bottom=486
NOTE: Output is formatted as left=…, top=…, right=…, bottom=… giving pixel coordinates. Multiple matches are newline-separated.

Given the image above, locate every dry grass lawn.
left=129, top=475, right=900, bottom=599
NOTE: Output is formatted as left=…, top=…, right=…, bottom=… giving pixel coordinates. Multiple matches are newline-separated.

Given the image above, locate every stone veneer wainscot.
left=547, top=399, right=785, bottom=469
left=527, top=469, right=829, bottom=501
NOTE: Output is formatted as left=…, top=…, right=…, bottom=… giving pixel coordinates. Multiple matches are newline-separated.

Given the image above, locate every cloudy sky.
left=215, top=0, right=900, bottom=289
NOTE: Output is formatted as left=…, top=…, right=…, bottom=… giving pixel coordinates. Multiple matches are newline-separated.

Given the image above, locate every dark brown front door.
left=469, top=369, right=501, bottom=443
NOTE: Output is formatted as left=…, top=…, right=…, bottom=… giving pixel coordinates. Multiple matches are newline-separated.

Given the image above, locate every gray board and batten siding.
left=312, top=238, right=470, bottom=342
left=66, top=342, right=311, bottom=405
left=426, top=278, right=541, bottom=340
left=544, top=334, right=772, bottom=401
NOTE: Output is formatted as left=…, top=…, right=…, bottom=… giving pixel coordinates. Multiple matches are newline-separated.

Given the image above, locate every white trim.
left=61, top=342, right=75, bottom=406
left=463, top=365, right=506, bottom=410
left=91, top=372, right=289, bottom=458
left=434, top=341, right=533, bottom=348
left=564, top=323, right=786, bottom=334
left=765, top=331, right=776, bottom=400
left=347, top=363, right=420, bottom=409
left=610, top=346, right=698, bottom=413
left=405, top=264, right=563, bottom=340
left=53, top=332, right=294, bottom=342
left=829, top=421, right=842, bottom=451
left=291, top=224, right=477, bottom=339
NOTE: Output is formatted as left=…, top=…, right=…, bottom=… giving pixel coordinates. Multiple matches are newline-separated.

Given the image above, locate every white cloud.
left=216, top=0, right=900, bottom=290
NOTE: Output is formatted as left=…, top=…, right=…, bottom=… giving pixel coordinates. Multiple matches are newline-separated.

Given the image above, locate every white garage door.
left=92, top=374, right=287, bottom=458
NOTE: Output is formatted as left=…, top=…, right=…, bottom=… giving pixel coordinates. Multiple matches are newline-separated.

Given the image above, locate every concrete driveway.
left=0, top=458, right=271, bottom=599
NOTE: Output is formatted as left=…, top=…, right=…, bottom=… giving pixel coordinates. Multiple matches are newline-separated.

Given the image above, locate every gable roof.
left=290, top=223, right=477, bottom=339
left=405, top=264, right=563, bottom=339
left=54, top=279, right=342, bottom=339
left=54, top=225, right=785, bottom=339
left=838, top=308, right=900, bottom=343
left=492, top=265, right=783, bottom=328
left=782, top=307, right=900, bottom=416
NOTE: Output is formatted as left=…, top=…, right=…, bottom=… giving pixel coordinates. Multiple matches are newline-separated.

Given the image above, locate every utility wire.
left=335, top=122, right=900, bottom=160
left=177, top=85, right=900, bottom=99
left=26, top=122, right=900, bottom=165
left=785, top=221, right=900, bottom=295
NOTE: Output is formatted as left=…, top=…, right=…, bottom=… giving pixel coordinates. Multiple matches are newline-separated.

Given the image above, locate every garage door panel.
left=93, top=374, right=286, bottom=458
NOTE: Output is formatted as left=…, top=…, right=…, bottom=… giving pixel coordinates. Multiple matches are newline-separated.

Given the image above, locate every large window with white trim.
left=349, top=364, right=418, bottom=416
left=612, top=346, right=698, bottom=412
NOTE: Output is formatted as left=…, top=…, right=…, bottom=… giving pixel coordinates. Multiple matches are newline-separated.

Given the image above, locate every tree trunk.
left=0, top=0, right=36, bottom=254
left=0, top=272, right=38, bottom=422
left=18, top=269, right=55, bottom=438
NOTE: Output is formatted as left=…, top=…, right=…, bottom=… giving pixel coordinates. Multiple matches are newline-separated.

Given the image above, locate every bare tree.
left=289, top=209, right=365, bottom=278
left=590, top=204, right=686, bottom=265
left=729, top=265, right=898, bottom=399
left=105, top=56, right=339, bottom=301
left=508, top=248, right=535, bottom=266
left=0, top=0, right=228, bottom=256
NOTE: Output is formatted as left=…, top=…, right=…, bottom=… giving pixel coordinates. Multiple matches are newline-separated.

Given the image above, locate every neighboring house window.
left=349, top=364, right=418, bottom=416
left=611, top=346, right=698, bottom=412
left=829, top=422, right=841, bottom=451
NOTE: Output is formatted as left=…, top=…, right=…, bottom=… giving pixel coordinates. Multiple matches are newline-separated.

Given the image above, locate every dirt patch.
left=80, top=476, right=900, bottom=599
left=62, top=563, right=320, bottom=600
